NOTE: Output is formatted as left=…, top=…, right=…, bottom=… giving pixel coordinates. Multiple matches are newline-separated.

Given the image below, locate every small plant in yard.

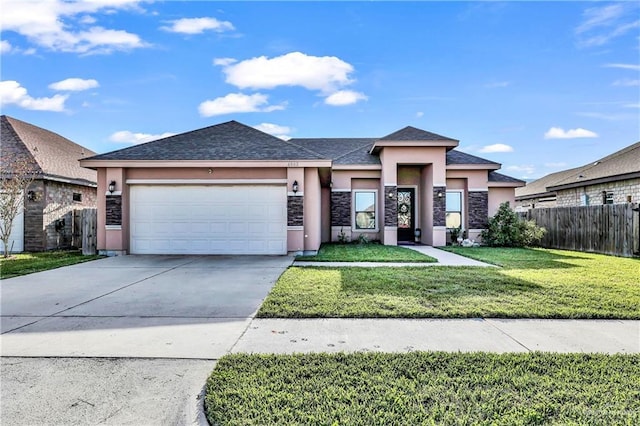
left=356, top=233, right=369, bottom=244
left=337, top=227, right=349, bottom=244
left=481, top=202, right=545, bottom=247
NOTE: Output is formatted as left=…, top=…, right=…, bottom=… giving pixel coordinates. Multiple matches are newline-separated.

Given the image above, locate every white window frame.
left=352, top=189, right=379, bottom=232
left=604, top=191, right=614, bottom=205
left=445, top=190, right=464, bottom=230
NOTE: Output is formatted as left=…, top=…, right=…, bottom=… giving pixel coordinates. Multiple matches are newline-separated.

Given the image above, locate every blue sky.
left=1, top=0, right=638, bottom=179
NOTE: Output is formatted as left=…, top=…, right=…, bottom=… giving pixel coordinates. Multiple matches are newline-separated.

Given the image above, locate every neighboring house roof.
left=515, top=168, right=581, bottom=200
left=489, top=171, right=526, bottom=184
left=85, top=121, right=326, bottom=162
left=516, top=141, right=640, bottom=198
left=547, top=141, right=640, bottom=191
left=1, top=115, right=97, bottom=186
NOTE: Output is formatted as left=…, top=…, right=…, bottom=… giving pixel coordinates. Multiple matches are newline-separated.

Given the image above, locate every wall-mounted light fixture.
left=27, top=190, right=37, bottom=202
left=108, top=180, right=116, bottom=193
left=437, top=191, right=443, bottom=198
left=388, top=192, right=394, bottom=199
left=208, top=168, right=213, bottom=174
left=292, top=180, right=299, bottom=194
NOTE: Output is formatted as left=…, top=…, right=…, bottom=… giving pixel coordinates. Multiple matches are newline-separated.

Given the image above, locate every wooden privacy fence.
left=81, top=208, right=97, bottom=255
left=521, top=204, right=640, bottom=257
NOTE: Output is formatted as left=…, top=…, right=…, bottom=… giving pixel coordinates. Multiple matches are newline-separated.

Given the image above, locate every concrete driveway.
left=0, top=255, right=291, bottom=425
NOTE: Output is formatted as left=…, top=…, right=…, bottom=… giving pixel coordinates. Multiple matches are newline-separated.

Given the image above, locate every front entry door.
left=397, top=188, right=415, bottom=242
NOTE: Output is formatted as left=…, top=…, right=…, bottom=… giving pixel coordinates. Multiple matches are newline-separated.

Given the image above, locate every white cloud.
left=0, top=0, right=147, bottom=54
left=603, top=63, right=640, bottom=71
left=575, top=4, right=624, bottom=34
left=198, top=92, right=285, bottom=117
left=575, top=4, right=640, bottom=47
left=624, top=103, right=639, bottom=108
left=109, top=130, right=176, bottom=144
left=0, top=40, right=11, bottom=53
left=416, top=111, right=424, bottom=118
left=612, top=79, right=640, bottom=87
left=0, top=80, right=68, bottom=111
left=49, top=78, right=99, bottom=91
left=253, top=123, right=292, bottom=140
left=506, top=164, right=536, bottom=177
left=217, top=52, right=356, bottom=93
left=544, top=127, right=598, bottom=139
left=213, top=57, right=237, bottom=66
left=324, top=90, right=368, bottom=106
left=484, top=81, right=511, bottom=88
left=161, top=17, right=234, bottom=34
left=478, top=143, right=514, bottom=153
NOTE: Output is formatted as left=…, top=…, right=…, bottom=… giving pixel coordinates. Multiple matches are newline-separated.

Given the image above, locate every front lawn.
left=296, top=242, right=437, bottom=262
left=0, top=250, right=103, bottom=279
left=205, top=352, right=640, bottom=425
left=258, top=248, right=640, bottom=318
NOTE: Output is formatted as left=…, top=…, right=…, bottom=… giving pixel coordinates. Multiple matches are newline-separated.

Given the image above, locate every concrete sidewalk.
left=293, top=245, right=495, bottom=267
left=233, top=318, right=640, bottom=354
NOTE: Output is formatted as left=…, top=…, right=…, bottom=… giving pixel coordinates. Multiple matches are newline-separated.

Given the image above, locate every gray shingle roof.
left=447, top=150, right=500, bottom=166
left=379, top=126, right=457, bottom=141
left=86, top=121, right=325, bottom=161
left=489, top=171, right=526, bottom=184
left=547, top=141, right=640, bottom=190
left=287, top=138, right=380, bottom=165
left=516, top=141, right=640, bottom=197
left=1, top=115, right=96, bottom=185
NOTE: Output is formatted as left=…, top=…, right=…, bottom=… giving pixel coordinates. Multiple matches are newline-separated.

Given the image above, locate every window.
left=446, top=191, right=463, bottom=229
left=603, top=191, right=614, bottom=205
left=353, top=191, right=377, bottom=230
left=72, top=192, right=82, bottom=202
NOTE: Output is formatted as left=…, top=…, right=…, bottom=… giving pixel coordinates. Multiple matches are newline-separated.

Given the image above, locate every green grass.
left=0, top=250, right=103, bottom=279
left=258, top=248, right=640, bottom=318
left=205, top=352, right=640, bottom=425
left=296, top=243, right=437, bottom=263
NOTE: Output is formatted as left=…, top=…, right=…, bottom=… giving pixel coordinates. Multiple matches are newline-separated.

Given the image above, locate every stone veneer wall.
left=330, top=192, right=351, bottom=226
left=468, top=191, right=489, bottom=229
left=25, top=180, right=97, bottom=251
left=287, top=196, right=304, bottom=226
left=105, top=195, right=122, bottom=226
left=433, top=186, right=446, bottom=227
left=384, top=186, right=397, bottom=227
left=555, top=178, right=640, bottom=207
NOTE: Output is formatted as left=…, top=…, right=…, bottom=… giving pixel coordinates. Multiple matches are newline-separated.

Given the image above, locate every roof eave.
left=370, top=140, right=459, bottom=154
left=515, top=191, right=557, bottom=201
left=79, top=159, right=333, bottom=168
left=447, top=164, right=501, bottom=171
left=547, top=171, right=640, bottom=192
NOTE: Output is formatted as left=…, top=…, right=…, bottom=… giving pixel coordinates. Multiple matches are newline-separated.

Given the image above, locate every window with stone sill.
left=353, top=190, right=377, bottom=231
left=73, top=192, right=82, bottom=202
left=603, top=191, right=614, bottom=205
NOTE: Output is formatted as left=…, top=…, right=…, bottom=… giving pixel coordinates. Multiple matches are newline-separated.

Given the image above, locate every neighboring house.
left=80, top=121, right=524, bottom=255
left=516, top=141, right=640, bottom=210
left=1, top=115, right=97, bottom=252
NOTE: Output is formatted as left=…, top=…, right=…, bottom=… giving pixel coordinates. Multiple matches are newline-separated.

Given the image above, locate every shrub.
left=481, top=202, right=545, bottom=247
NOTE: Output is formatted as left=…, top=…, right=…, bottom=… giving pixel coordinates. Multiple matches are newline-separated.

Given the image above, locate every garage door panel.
left=130, top=185, right=287, bottom=255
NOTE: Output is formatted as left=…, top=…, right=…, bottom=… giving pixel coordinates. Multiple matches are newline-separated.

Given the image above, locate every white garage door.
left=130, top=185, right=287, bottom=255
left=0, top=209, right=24, bottom=253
